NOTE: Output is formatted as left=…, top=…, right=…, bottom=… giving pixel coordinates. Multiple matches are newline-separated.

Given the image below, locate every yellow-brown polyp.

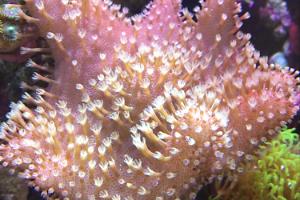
left=0, top=0, right=300, bottom=199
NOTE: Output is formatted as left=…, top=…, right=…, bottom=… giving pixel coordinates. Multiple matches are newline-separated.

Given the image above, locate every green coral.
left=0, top=19, right=3, bottom=33
left=212, top=128, right=300, bottom=200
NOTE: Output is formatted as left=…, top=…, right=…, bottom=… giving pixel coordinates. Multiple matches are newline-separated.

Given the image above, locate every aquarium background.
left=0, top=0, right=299, bottom=199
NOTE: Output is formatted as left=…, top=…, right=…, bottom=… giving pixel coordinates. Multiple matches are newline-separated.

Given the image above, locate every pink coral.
left=0, top=0, right=300, bottom=199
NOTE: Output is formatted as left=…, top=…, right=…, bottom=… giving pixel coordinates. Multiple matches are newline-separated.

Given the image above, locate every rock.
left=0, top=168, right=28, bottom=200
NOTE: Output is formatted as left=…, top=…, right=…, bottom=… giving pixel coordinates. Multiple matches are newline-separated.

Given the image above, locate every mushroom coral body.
left=0, top=0, right=300, bottom=199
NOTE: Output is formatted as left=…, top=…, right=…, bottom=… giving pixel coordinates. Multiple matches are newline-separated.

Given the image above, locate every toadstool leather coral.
left=0, top=0, right=300, bottom=199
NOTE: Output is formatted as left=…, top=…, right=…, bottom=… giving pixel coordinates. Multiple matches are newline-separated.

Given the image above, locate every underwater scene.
left=0, top=0, right=300, bottom=199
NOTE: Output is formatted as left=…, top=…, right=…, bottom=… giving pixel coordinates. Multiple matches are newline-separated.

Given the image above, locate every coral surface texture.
left=0, top=0, right=300, bottom=200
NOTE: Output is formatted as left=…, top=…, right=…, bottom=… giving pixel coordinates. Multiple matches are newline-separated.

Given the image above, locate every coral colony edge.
left=0, top=0, right=300, bottom=200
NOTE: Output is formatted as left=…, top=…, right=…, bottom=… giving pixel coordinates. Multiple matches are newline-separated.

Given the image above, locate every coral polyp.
left=0, top=2, right=39, bottom=61
left=0, top=0, right=299, bottom=199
